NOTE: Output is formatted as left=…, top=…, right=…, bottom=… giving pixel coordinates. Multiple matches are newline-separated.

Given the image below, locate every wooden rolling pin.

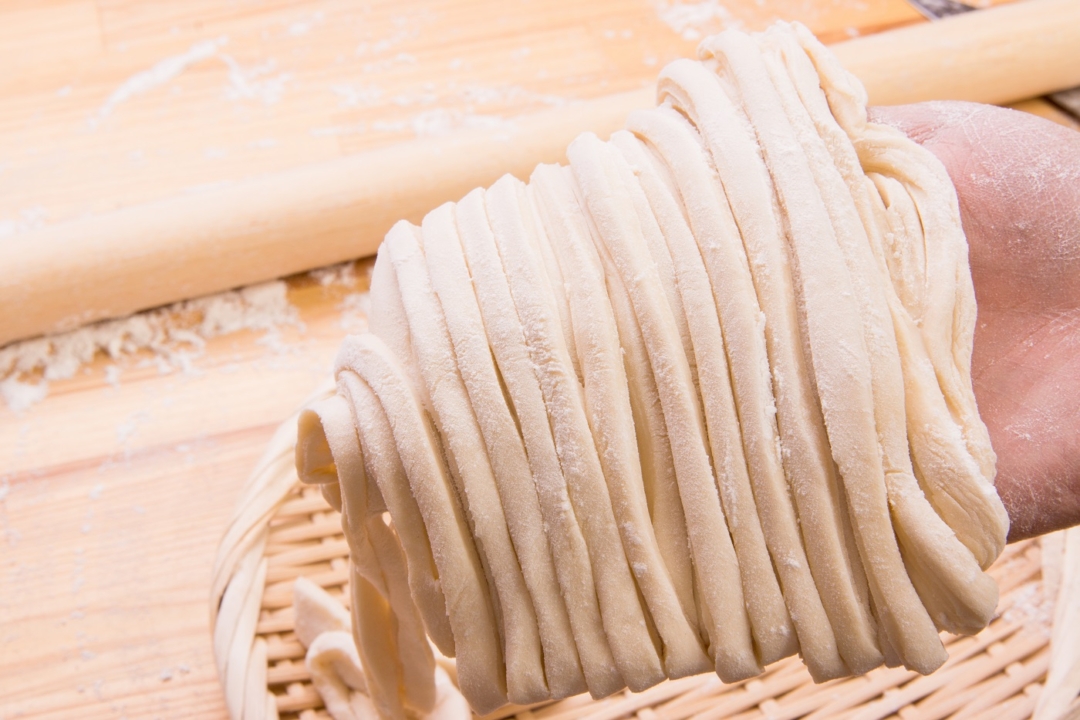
left=2, top=0, right=1079, bottom=348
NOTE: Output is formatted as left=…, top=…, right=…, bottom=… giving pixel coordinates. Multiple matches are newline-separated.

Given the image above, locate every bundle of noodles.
left=295, top=22, right=1009, bottom=719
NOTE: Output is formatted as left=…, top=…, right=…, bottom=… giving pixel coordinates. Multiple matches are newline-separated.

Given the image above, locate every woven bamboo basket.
left=211, top=397, right=1075, bottom=720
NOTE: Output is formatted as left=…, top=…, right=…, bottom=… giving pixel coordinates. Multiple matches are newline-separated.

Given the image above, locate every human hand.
left=871, top=101, right=1080, bottom=542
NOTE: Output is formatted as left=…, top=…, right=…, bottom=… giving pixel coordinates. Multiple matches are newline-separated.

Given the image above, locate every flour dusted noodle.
left=296, top=22, right=1008, bottom=717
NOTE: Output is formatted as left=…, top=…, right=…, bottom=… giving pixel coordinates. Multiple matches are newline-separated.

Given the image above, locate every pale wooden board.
left=0, top=0, right=930, bottom=232
left=0, top=266, right=372, bottom=719
left=0, top=0, right=1074, bottom=718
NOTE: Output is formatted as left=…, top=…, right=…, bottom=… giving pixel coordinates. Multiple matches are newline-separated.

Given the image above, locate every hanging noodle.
left=295, top=22, right=1008, bottom=718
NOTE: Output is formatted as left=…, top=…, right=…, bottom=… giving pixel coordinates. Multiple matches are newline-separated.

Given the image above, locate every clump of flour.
left=654, top=0, right=742, bottom=41
left=0, top=281, right=300, bottom=412
left=309, top=261, right=373, bottom=334
left=308, top=260, right=359, bottom=287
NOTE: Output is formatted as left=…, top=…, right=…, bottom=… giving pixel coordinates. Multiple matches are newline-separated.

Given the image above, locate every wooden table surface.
left=2, top=1, right=1078, bottom=718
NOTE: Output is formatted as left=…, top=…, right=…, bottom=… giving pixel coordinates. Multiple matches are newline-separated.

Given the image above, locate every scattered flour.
left=89, top=37, right=228, bottom=127
left=0, top=280, right=300, bottom=413
left=1001, top=580, right=1055, bottom=634
left=339, top=293, right=370, bottom=335
left=0, top=260, right=373, bottom=413
left=308, top=261, right=371, bottom=334
left=324, top=81, right=566, bottom=140
left=331, top=83, right=383, bottom=108
left=654, top=0, right=743, bottom=41
left=287, top=10, right=326, bottom=37
left=0, top=206, right=47, bottom=240
left=221, top=56, right=292, bottom=106
left=0, top=379, right=48, bottom=414
left=355, top=26, right=419, bottom=58
left=88, top=35, right=295, bottom=127
left=308, top=261, right=359, bottom=288
left=410, top=109, right=511, bottom=138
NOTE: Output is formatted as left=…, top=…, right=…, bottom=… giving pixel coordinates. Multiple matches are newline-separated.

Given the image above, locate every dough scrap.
left=297, top=21, right=1009, bottom=717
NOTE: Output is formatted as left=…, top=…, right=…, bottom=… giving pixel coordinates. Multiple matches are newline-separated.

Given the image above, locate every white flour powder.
left=0, top=280, right=300, bottom=413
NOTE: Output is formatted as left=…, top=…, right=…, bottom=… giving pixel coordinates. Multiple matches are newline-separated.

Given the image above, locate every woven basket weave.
left=211, top=397, right=1068, bottom=720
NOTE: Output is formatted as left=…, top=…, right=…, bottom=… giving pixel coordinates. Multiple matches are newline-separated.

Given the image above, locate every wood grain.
left=0, top=0, right=923, bottom=228
left=9, top=0, right=1074, bottom=348
left=0, top=265, right=370, bottom=719
left=0, top=0, right=934, bottom=348
left=1, top=1, right=1076, bottom=718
